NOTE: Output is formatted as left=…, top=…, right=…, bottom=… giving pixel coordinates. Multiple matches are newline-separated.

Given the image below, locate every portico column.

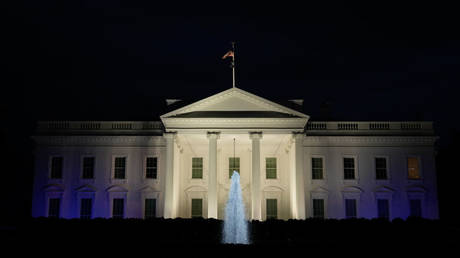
left=250, top=132, right=263, bottom=221
left=163, top=132, right=176, bottom=219
left=207, top=132, right=220, bottom=219
left=293, top=132, right=306, bottom=219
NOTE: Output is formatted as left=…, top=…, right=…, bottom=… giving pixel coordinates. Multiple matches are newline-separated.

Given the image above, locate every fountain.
left=222, top=171, right=250, bottom=244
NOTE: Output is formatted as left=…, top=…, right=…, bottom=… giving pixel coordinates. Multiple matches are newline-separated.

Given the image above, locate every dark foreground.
left=1, top=217, right=459, bottom=253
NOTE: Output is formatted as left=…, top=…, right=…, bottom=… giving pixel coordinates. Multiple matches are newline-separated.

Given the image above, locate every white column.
left=293, top=132, right=306, bottom=219
left=207, top=132, right=220, bottom=219
left=163, top=132, right=176, bottom=218
left=250, top=132, right=263, bottom=221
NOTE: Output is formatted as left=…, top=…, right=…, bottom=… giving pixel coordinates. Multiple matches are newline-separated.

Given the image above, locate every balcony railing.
left=38, top=120, right=434, bottom=136
left=306, top=121, right=433, bottom=135
left=38, top=121, right=164, bottom=135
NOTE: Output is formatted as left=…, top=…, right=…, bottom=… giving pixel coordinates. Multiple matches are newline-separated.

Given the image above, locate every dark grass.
left=2, top=217, right=460, bottom=252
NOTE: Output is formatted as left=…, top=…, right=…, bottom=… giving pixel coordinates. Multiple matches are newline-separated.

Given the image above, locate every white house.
left=31, top=87, right=439, bottom=220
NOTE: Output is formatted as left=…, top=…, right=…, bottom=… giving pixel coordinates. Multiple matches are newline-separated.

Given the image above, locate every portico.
left=160, top=87, right=309, bottom=220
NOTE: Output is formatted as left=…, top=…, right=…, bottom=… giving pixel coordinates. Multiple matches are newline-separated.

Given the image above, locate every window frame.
left=409, top=199, right=423, bottom=218
left=265, top=157, right=277, bottom=179
left=312, top=198, right=325, bottom=219
left=191, top=198, right=203, bottom=218
left=79, top=198, right=93, bottom=219
left=374, top=156, right=390, bottom=181
left=311, top=155, right=325, bottom=181
left=81, top=156, right=96, bottom=180
left=228, top=157, right=240, bottom=179
left=47, top=197, right=61, bottom=218
left=111, top=155, right=128, bottom=183
left=144, top=198, right=157, bottom=219
left=344, top=198, right=358, bottom=219
left=342, top=155, right=359, bottom=183
left=145, top=156, right=158, bottom=179
left=310, top=189, right=329, bottom=218
left=191, top=157, right=204, bottom=179
left=266, top=198, right=278, bottom=220
left=141, top=190, right=161, bottom=219
left=49, top=156, right=64, bottom=180
left=111, top=198, right=125, bottom=219
left=376, top=198, right=390, bottom=219
left=407, top=156, right=423, bottom=181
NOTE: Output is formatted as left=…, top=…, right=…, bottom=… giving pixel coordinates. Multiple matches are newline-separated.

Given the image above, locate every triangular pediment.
left=106, top=185, right=128, bottom=192
left=75, top=184, right=97, bottom=192
left=161, top=87, right=308, bottom=119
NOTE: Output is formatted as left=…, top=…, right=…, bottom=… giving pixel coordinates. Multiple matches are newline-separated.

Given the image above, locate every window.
left=312, top=157, right=323, bottom=180
left=50, top=157, right=63, bottom=179
left=191, top=199, right=202, bottom=218
left=345, top=199, right=357, bottom=218
left=313, top=199, right=325, bottom=218
left=409, top=199, right=422, bottom=217
left=408, top=157, right=420, bottom=179
left=145, top=199, right=156, bottom=219
left=266, top=199, right=277, bottom=219
left=146, top=157, right=157, bottom=179
left=377, top=199, right=390, bottom=219
left=375, top=157, right=387, bottom=180
left=112, top=198, right=124, bottom=218
left=48, top=198, right=60, bottom=218
left=343, top=158, right=355, bottom=180
left=114, top=157, right=126, bottom=179
left=229, top=157, right=240, bottom=178
left=82, top=157, right=95, bottom=179
left=80, top=198, right=92, bottom=219
left=266, top=157, right=277, bottom=179
left=192, top=157, right=203, bottom=179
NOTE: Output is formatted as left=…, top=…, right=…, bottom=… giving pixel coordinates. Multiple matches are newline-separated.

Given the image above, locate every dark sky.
left=3, top=1, right=460, bottom=144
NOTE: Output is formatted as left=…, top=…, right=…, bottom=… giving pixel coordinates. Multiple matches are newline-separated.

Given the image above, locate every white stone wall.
left=303, top=137, right=439, bottom=219
left=32, top=140, right=166, bottom=219
left=32, top=135, right=439, bottom=220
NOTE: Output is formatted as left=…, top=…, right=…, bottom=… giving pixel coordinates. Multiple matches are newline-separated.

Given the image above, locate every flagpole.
left=231, top=42, right=236, bottom=88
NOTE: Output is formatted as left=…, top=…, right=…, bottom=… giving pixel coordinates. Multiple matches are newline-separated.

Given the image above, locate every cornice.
left=162, top=117, right=308, bottom=129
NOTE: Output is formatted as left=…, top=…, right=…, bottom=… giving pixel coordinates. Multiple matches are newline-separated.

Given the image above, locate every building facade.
left=31, top=87, right=439, bottom=220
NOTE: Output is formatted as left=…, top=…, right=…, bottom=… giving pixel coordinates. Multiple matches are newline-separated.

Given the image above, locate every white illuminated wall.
left=31, top=134, right=439, bottom=220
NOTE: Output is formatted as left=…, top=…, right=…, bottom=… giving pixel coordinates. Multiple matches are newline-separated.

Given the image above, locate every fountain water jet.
left=222, top=171, right=250, bottom=244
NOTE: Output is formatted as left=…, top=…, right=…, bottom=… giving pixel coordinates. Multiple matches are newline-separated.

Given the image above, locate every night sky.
left=3, top=1, right=460, bottom=220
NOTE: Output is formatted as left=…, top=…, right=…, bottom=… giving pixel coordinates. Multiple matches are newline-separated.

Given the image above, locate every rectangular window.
left=266, top=199, right=278, bottom=220
left=112, top=198, right=124, bottom=218
left=345, top=199, right=357, bottom=218
left=146, top=157, right=158, bottom=179
left=80, top=198, right=92, bottom=219
left=312, top=157, right=324, bottom=180
left=48, top=198, right=60, bottom=218
left=343, top=158, right=355, bottom=180
left=375, top=157, right=387, bottom=180
left=377, top=199, right=390, bottom=219
left=191, top=199, right=203, bottom=218
left=266, top=157, right=277, bottom=179
left=114, top=157, right=126, bottom=179
left=50, top=157, right=63, bottom=179
left=229, top=157, right=240, bottom=178
left=82, top=157, right=95, bottom=179
left=192, top=157, right=203, bottom=179
left=313, top=199, right=325, bottom=218
left=408, top=157, right=420, bottom=179
left=409, top=199, right=422, bottom=217
left=145, top=199, right=156, bottom=219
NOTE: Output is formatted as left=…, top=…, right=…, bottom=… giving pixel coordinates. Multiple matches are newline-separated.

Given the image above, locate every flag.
left=222, top=50, right=234, bottom=59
